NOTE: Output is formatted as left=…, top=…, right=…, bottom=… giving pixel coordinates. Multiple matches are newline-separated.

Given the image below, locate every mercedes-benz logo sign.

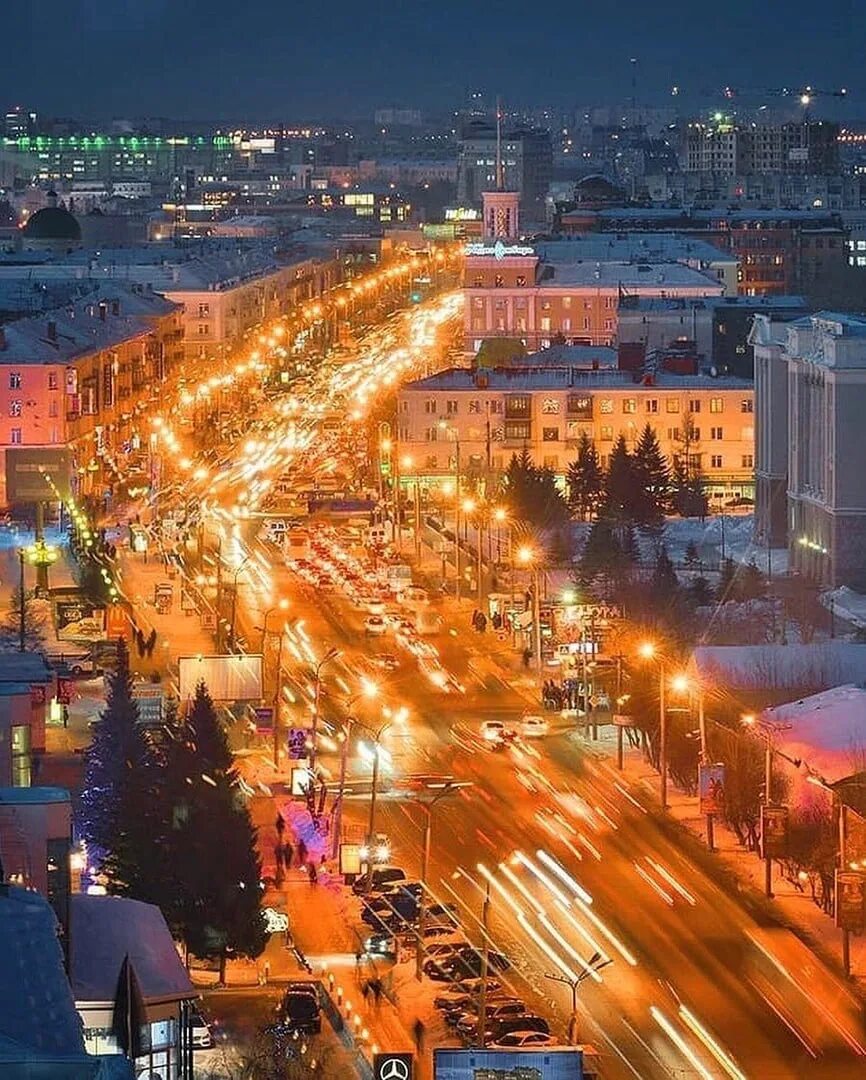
left=378, top=1058, right=409, bottom=1080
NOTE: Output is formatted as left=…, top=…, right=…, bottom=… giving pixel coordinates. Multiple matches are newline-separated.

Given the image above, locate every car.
left=278, top=989, right=321, bottom=1034
left=190, top=1011, right=213, bottom=1049
left=351, top=866, right=407, bottom=895
left=373, top=652, right=400, bottom=670
left=401, top=586, right=429, bottom=606
left=366, top=596, right=387, bottom=615
left=489, top=1031, right=557, bottom=1049
left=489, top=1015, right=550, bottom=1040
left=479, top=719, right=509, bottom=744
left=434, top=980, right=505, bottom=1012
left=456, top=1000, right=528, bottom=1036
left=520, top=714, right=549, bottom=738
left=423, top=947, right=510, bottom=982
left=364, top=615, right=388, bottom=636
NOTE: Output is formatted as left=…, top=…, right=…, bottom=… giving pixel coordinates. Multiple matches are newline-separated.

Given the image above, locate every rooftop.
left=0, top=786, right=71, bottom=806
left=0, top=298, right=153, bottom=367
left=620, top=294, right=807, bottom=314
left=535, top=233, right=736, bottom=267
left=764, top=684, right=866, bottom=785
left=403, top=365, right=752, bottom=393
left=539, top=260, right=723, bottom=290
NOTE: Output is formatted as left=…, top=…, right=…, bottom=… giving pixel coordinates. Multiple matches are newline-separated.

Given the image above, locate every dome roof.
left=23, top=205, right=81, bottom=242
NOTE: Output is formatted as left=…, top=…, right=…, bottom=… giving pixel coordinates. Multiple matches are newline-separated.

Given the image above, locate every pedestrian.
left=522, top=647, right=532, bottom=669
left=263, top=960, right=271, bottom=985
left=413, top=1018, right=426, bottom=1052
left=283, top=842, right=293, bottom=869
left=297, top=838, right=307, bottom=865
left=275, top=814, right=285, bottom=839
left=471, top=609, right=479, bottom=629
left=362, top=980, right=371, bottom=1005
left=308, top=861, right=318, bottom=885
left=369, top=977, right=382, bottom=1009
left=275, top=843, right=284, bottom=871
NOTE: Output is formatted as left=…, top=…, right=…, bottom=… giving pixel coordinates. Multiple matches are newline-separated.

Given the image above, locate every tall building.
left=3, top=106, right=36, bottom=139
left=457, top=121, right=552, bottom=213
left=683, top=117, right=840, bottom=178
left=753, top=312, right=866, bottom=588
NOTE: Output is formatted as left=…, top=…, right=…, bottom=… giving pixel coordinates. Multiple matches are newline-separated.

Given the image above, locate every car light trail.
left=535, top=849, right=594, bottom=905
left=645, top=857, right=697, bottom=906
left=679, top=1005, right=748, bottom=1080
left=634, top=861, right=675, bottom=906
left=650, top=1005, right=716, bottom=1080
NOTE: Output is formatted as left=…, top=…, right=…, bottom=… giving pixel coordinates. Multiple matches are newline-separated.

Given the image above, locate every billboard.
left=760, top=805, right=789, bottom=859
left=5, top=448, right=71, bottom=503
left=698, top=763, right=726, bottom=815
left=178, top=654, right=263, bottom=702
left=434, top=1049, right=584, bottom=1079
left=836, top=871, right=866, bottom=932
left=55, top=599, right=106, bottom=642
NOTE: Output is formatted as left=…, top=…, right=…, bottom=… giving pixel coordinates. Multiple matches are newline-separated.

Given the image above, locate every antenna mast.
left=495, top=97, right=504, bottom=191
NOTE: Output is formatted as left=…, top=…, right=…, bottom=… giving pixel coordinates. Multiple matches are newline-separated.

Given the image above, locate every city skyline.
left=3, top=0, right=864, bottom=123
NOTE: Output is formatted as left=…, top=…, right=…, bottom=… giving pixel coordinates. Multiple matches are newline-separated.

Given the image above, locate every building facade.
left=457, top=122, right=553, bottom=213
left=754, top=312, right=866, bottom=588
left=397, top=360, right=755, bottom=504
left=683, top=118, right=840, bottom=178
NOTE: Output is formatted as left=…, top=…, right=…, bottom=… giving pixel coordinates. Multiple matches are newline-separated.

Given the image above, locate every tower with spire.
left=481, top=98, right=520, bottom=241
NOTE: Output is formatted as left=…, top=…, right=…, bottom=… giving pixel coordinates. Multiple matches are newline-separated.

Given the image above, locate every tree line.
left=80, top=641, right=267, bottom=982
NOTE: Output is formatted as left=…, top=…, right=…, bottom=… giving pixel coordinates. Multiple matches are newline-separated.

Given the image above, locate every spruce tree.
left=80, top=639, right=152, bottom=884
left=566, top=433, right=604, bottom=521
left=738, top=559, right=765, bottom=601
left=600, top=434, right=639, bottom=527
left=689, top=575, right=714, bottom=607
left=577, top=520, right=623, bottom=585
left=179, top=681, right=266, bottom=982
left=632, top=424, right=671, bottom=532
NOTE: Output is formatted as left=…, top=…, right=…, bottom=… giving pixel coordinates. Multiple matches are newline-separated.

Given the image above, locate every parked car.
left=423, top=946, right=510, bottom=981
left=364, top=615, right=388, bottom=636
left=190, top=1011, right=213, bottom=1049
left=456, top=999, right=528, bottom=1037
left=489, top=1031, right=557, bottom=1049
left=278, top=989, right=321, bottom=1034
left=351, top=867, right=407, bottom=895
left=488, top=1015, right=550, bottom=1041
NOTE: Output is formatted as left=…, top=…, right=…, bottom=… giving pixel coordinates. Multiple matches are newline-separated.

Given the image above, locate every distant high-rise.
left=683, top=116, right=840, bottom=177
left=457, top=120, right=552, bottom=214
left=4, top=105, right=36, bottom=139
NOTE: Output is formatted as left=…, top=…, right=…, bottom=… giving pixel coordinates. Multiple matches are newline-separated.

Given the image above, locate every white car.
left=480, top=720, right=506, bottom=744
left=520, top=714, right=549, bottom=738
left=489, top=1031, right=557, bottom=1049
left=364, top=615, right=388, bottom=636
left=190, top=1011, right=213, bottom=1049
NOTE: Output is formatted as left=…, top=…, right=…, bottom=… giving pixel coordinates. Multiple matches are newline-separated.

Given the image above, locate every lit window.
left=542, top=427, right=560, bottom=442
left=711, top=454, right=722, bottom=468
left=8, top=373, right=21, bottom=389
left=600, top=425, right=614, bottom=441
left=741, top=399, right=753, bottom=413
left=623, top=399, right=636, bottom=414
left=710, top=398, right=723, bottom=413
left=541, top=398, right=560, bottom=414
left=742, top=454, right=754, bottom=468
left=646, top=399, right=658, bottom=414
left=9, top=400, right=22, bottom=417
left=666, top=398, right=680, bottom=414
left=599, top=399, right=613, bottom=414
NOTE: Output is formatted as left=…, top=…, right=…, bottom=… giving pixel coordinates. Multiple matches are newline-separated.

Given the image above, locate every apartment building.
left=753, top=312, right=866, bottom=589
left=397, top=356, right=755, bottom=505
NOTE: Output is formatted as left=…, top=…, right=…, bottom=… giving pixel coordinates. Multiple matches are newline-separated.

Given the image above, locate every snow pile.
left=765, top=684, right=866, bottom=785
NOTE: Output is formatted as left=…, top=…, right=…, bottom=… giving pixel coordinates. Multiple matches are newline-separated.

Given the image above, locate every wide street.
left=138, top=288, right=866, bottom=1079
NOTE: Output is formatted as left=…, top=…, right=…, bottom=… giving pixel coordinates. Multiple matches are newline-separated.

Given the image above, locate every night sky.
left=3, top=0, right=863, bottom=123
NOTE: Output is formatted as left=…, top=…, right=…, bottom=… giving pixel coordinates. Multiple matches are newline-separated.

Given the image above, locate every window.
left=424, top=399, right=437, bottom=414
left=516, top=275, right=526, bottom=287
left=710, top=454, right=723, bottom=468
left=600, top=425, right=614, bottom=441
left=562, top=296, right=572, bottom=310
left=398, top=399, right=408, bottom=413
left=603, top=318, right=614, bottom=332
left=543, top=455, right=559, bottom=470
left=494, top=275, right=504, bottom=288
left=540, top=316, right=551, bottom=332
left=666, top=398, right=680, bottom=414
left=541, top=300, right=551, bottom=311
left=562, top=318, right=572, bottom=332
left=742, top=425, right=754, bottom=440
left=710, top=427, right=723, bottom=440
left=667, top=427, right=680, bottom=441
left=623, top=399, right=637, bottom=414
left=689, top=399, right=701, bottom=414
left=741, top=399, right=753, bottom=413
left=8, top=373, right=21, bottom=389
left=604, top=296, right=615, bottom=309
left=9, top=400, right=22, bottom=417
left=197, top=303, right=210, bottom=318
left=488, top=399, right=503, bottom=414
left=541, top=398, right=560, bottom=414
left=542, top=427, right=560, bottom=442
left=742, top=454, right=754, bottom=468
left=505, top=420, right=531, bottom=440
left=197, top=323, right=210, bottom=336
left=600, top=399, right=613, bottom=414
left=10, top=428, right=22, bottom=444
left=468, top=400, right=481, bottom=414
left=446, top=400, right=458, bottom=416
left=646, top=399, right=658, bottom=414
left=583, top=317, right=590, bottom=330
left=473, top=275, right=484, bottom=288
left=48, top=399, right=58, bottom=418
left=424, top=428, right=438, bottom=442
left=710, top=398, right=723, bottom=413
left=48, top=372, right=58, bottom=390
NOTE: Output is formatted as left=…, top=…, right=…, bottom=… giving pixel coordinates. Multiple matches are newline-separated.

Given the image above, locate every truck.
left=284, top=529, right=311, bottom=563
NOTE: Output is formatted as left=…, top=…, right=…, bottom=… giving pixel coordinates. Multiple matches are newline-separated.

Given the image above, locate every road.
left=142, top=290, right=866, bottom=1079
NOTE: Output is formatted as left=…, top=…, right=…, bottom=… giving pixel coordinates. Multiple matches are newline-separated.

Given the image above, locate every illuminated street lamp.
left=310, top=647, right=341, bottom=770
left=18, top=541, right=58, bottom=652
left=401, top=454, right=422, bottom=558
left=516, top=545, right=542, bottom=670
left=438, top=420, right=461, bottom=597
left=260, top=598, right=289, bottom=652
left=331, top=679, right=381, bottom=859
left=227, top=554, right=252, bottom=653
left=638, top=642, right=690, bottom=811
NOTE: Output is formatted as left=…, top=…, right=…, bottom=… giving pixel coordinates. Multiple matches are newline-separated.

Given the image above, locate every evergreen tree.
left=717, top=557, right=737, bottom=603
left=577, top=520, right=624, bottom=586
left=632, top=424, right=671, bottom=531
left=502, top=450, right=569, bottom=530
left=738, top=559, right=765, bottom=601
left=689, top=575, right=714, bottom=607
left=178, top=681, right=266, bottom=982
left=600, top=435, right=639, bottom=527
left=650, top=544, right=679, bottom=601
left=566, top=433, right=604, bottom=521
left=80, top=640, right=152, bottom=882
left=0, top=583, right=45, bottom=651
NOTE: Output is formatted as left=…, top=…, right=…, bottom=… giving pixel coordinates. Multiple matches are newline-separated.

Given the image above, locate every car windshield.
left=285, top=995, right=317, bottom=1017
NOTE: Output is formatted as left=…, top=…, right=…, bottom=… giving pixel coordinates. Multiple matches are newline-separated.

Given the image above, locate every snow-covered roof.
left=70, top=895, right=193, bottom=1006
left=0, top=886, right=85, bottom=1058
left=690, top=643, right=866, bottom=692
left=764, top=684, right=866, bottom=785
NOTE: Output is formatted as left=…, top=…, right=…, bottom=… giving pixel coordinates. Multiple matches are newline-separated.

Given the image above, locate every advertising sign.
left=290, top=765, right=311, bottom=797
left=434, top=1048, right=584, bottom=1079
left=55, top=600, right=106, bottom=642
left=836, top=871, right=866, bottom=932
left=254, top=706, right=274, bottom=734
left=698, top=763, right=726, bottom=815
left=178, top=655, right=263, bottom=701
left=340, top=843, right=362, bottom=877
left=133, top=686, right=165, bottom=729
left=56, top=678, right=73, bottom=705
left=5, top=448, right=71, bottom=503
left=105, top=602, right=130, bottom=640
left=373, top=1053, right=414, bottom=1080
left=287, top=728, right=308, bottom=760
left=612, top=713, right=633, bottom=727
left=760, top=804, right=789, bottom=859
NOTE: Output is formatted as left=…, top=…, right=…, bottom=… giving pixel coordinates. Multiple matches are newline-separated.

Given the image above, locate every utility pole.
left=698, top=688, right=714, bottom=851
left=615, top=654, right=624, bottom=770
left=840, top=802, right=851, bottom=977
left=659, top=662, right=668, bottom=811
left=478, top=876, right=492, bottom=1046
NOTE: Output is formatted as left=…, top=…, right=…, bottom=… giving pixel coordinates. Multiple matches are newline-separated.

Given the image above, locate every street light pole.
left=310, top=647, right=340, bottom=772
left=363, top=719, right=392, bottom=894
left=272, top=625, right=287, bottom=771
left=659, top=661, right=667, bottom=811
left=17, top=549, right=26, bottom=653
left=478, top=875, right=491, bottom=1047
left=531, top=566, right=542, bottom=671
left=227, top=555, right=252, bottom=654
left=698, top=686, right=714, bottom=851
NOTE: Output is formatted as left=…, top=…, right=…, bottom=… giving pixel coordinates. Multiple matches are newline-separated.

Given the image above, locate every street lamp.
left=227, top=554, right=252, bottom=654
left=545, top=954, right=612, bottom=1045
left=439, top=421, right=461, bottom=598
left=516, top=544, right=542, bottom=670
left=741, top=712, right=791, bottom=899
left=331, top=679, right=381, bottom=860
left=361, top=716, right=394, bottom=893
left=401, top=455, right=422, bottom=558
left=413, top=780, right=471, bottom=981
left=260, top=598, right=289, bottom=652
left=310, top=647, right=341, bottom=771
left=638, top=643, right=690, bottom=812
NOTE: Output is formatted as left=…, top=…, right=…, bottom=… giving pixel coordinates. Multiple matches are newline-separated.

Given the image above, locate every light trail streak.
left=535, top=849, right=594, bottom=905
left=679, top=1006, right=748, bottom=1080
left=650, top=1005, right=716, bottom=1080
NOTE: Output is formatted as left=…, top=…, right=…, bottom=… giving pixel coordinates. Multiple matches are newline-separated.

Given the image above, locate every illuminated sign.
left=464, top=241, right=536, bottom=259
